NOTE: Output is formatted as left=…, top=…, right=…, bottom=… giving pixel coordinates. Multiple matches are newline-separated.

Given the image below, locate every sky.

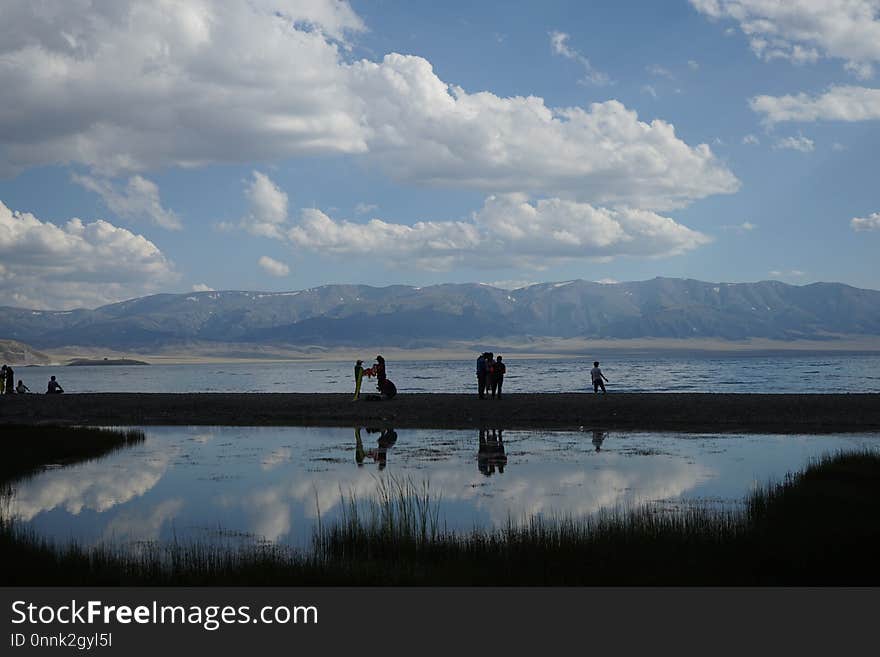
left=1, top=0, right=879, bottom=310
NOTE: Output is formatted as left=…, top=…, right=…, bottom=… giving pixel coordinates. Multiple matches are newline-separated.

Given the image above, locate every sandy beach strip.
left=1, top=393, right=879, bottom=433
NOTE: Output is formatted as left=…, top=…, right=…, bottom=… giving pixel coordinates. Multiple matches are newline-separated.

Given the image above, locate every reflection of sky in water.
left=6, top=427, right=879, bottom=549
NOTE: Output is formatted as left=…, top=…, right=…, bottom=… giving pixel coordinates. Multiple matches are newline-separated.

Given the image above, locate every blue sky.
left=1, top=0, right=879, bottom=309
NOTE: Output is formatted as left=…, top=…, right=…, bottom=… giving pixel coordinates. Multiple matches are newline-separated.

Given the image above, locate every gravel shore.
left=2, top=392, right=879, bottom=433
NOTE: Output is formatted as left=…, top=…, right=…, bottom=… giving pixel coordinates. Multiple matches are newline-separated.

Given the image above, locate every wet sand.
left=1, top=392, right=879, bottom=432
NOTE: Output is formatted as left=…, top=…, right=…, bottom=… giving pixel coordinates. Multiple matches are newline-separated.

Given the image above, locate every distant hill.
left=1, top=278, right=880, bottom=350
left=0, top=339, right=51, bottom=365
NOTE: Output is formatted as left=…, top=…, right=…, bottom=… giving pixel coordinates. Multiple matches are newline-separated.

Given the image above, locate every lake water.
left=5, top=426, right=878, bottom=550
left=15, top=352, right=880, bottom=394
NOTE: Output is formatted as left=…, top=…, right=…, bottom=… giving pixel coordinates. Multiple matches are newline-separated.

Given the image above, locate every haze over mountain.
left=2, top=278, right=879, bottom=352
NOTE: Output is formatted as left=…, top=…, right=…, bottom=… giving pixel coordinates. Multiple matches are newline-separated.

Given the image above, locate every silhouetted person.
left=380, top=378, right=397, bottom=399
left=476, top=353, right=487, bottom=399
left=491, top=355, right=506, bottom=398
left=16, top=380, right=30, bottom=394
left=485, top=352, right=495, bottom=397
left=590, top=361, right=608, bottom=393
left=478, top=428, right=507, bottom=476
left=592, top=429, right=606, bottom=452
left=374, top=355, right=386, bottom=389
left=5, top=365, right=14, bottom=394
left=365, top=427, right=398, bottom=470
left=354, top=427, right=366, bottom=465
left=0, top=365, right=6, bottom=394
left=47, top=375, right=64, bottom=394
left=353, top=359, right=364, bottom=400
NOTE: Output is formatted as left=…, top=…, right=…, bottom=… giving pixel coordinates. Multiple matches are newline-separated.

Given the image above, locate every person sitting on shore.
left=46, top=375, right=64, bottom=394
left=590, top=361, right=609, bottom=393
left=16, top=380, right=30, bottom=394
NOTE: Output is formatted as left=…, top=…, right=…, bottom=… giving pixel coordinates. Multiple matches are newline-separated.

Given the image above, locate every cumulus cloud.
left=688, top=59, right=700, bottom=70
left=241, top=171, right=290, bottom=239
left=851, top=212, right=880, bottom=231
left=354, top=202, right=378, bottom=215
left=191, top=283, right=214, bottom=292
left=0, top=2, right=737, bottom=211
left=773, top=135, right=815, bottom=152
left=721, top=221, right=756, bottom=233
left=691, top=0, right=880, bottom=77
left=286, top=194, right=711, bottom=269
left=750, top=85, right=880, bottom=124
left=0, top=0, right=368, bottom=176
left=0, top=200, right=176, bottom=309
left=72, top=174, right=182, bottom=230
left=349, top=55, right=739, bottom=209
left=742, top=134, right=760, bottom=145
left=646, top=64, right=674, bottom=79
left=769, top=269, right=806, bottom=278
left=549, top=31, right=612, bottom=86
left=258, top=255, right=290, bottom=277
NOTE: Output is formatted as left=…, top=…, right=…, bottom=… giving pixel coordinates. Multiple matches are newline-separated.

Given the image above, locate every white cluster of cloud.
left=691, top=0, right=880, bottom=78
left=549, top=31, right=612, bottom=86
left=751, top=85, right=880, bottom=124
left=0, top=0, right=368, bottom=177
left=0, top=200, right=175, bottom=309
left=258, top=255, right=291, bottom=277
left=646, top=64, right=674, bottom=79
left=0, top=1, right=737, bottom=212
left=773, top=135, right=815, bottom=152
left=350, top=55, right=737, bottom=209
left=242, top=172, right=290, bottom=239
left=72, top=174, right=182, bottom=230
left=284, top=192, right=711, bottom=269
left=851, top=212, right=880, bottom=231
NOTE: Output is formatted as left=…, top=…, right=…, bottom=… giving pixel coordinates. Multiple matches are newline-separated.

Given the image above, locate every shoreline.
left=2, top=392, right=879, bottom=433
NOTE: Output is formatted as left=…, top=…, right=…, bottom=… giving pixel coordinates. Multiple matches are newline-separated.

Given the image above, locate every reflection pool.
left=6, top=426, right=879, bottom=548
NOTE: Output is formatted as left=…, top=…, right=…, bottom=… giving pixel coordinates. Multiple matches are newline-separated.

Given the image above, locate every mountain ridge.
left=2, top=277, right=880, bottom=350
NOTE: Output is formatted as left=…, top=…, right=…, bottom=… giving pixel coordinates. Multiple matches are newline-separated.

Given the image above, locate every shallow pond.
left=5, top=427, right=879, bottom=549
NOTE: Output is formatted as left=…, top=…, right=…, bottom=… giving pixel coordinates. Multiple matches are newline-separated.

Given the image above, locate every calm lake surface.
left=6, top=426, right=879, bottom=549
left=18, top=352, right=880, bottom=394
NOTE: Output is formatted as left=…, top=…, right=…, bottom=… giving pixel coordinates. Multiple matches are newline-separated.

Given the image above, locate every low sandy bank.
left=1, top=393, right=879, bottom=433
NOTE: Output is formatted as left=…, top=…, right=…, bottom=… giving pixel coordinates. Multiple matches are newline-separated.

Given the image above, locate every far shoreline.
left=36, top=336, right=880, bottom=366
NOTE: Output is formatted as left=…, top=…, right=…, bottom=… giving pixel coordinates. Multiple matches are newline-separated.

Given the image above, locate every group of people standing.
left=476, top=352, right=506, bottom=399
left=353, top=355, right=396, bottom=400
left=349, top=354, right=607, bottom=399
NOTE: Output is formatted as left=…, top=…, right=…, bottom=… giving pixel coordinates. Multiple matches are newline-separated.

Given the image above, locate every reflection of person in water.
left=359, top=427, right=398, bottom=470
left=354, top=427, right=366, bottom=466
left=478, top=428, right=507, bottom=476
left=591, top=429, right=606, bottom=452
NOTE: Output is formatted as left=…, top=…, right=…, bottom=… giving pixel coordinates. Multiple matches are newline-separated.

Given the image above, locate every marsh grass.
left=0, top=425, right=145, bottom=485
left=1, top=432, right=879, bottom=585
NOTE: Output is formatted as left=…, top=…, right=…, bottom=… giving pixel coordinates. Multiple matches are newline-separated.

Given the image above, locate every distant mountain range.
left=2, top=278, right=880, bottom=351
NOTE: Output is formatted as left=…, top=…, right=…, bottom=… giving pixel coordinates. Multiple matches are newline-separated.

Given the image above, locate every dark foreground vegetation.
left=1, top=427, right=878, bottom=585
left=0, top=425, right=144, bottom=484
